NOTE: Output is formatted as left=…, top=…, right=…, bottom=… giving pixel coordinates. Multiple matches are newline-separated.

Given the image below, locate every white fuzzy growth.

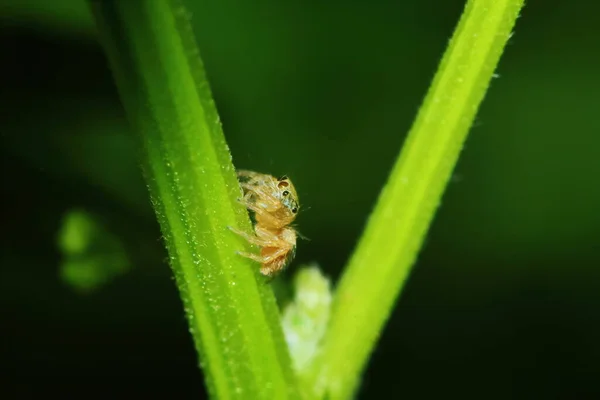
left=281, top=265, right=332, bottom=372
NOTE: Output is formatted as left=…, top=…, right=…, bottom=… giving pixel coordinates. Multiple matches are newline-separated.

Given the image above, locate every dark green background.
left=2, top=0, right=599, bottom=397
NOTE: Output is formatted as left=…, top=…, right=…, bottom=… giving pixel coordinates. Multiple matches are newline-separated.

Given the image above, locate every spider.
left=229, top=170, right=300, bottom=277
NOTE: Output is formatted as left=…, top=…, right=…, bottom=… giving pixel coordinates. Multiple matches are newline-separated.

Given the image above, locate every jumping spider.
left=229, top=170, right=300, bottom=277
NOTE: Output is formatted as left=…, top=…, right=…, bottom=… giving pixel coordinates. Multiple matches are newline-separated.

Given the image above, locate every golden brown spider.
left=229, top=170, right=300, bottom=277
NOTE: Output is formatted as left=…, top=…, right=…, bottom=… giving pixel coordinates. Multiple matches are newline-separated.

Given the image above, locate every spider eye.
left=279, top=175, right=288, bottom=181
left=291, top=207, right=298, bottom=214
left=282, top=190, right=289, bottom=196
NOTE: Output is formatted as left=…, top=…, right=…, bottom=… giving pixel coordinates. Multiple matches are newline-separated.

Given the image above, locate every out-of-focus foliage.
left=2, top=0, right=600, bottom=398
left=58, top=209, right=129, bottom=293
left=1, top=0, right=93, bottom=36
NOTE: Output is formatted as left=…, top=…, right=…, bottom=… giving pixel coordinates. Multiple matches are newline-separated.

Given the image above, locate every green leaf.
left=88, top=0, right=300, bottom=398
left=306, top=1, right=526, bottom=398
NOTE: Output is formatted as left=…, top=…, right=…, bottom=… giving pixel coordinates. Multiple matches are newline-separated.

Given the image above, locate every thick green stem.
left=88, top=1, right=300, bottom=398
left=307, top=1, right=525, bottom=398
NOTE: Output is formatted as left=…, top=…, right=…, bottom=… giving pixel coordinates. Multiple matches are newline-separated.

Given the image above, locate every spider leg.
left=239, top=183, right=267, bottom=201
left=240, top=182, right=261, bottom=191
left=257, top=247, right=290, bottom=264
left=238, top=200, right=282, bottom=226
left=236, top=251, right=267, bottom=264
left=239, top=191, right=257, bottom=205
left=235, top=246, right=290, bottom=265
left=228, top=226, right=272, bottom=247
left=239, top=183, right=279, bottom=206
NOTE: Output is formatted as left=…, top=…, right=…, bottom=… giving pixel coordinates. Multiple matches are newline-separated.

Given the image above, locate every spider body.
left=229, top=170, right=300, bottom=277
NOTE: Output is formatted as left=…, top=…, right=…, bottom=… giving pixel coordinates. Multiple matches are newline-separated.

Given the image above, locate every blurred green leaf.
left=1, top=0, right=94, bottom=36
left=58, top=209, right=130, bottom=293
left=2, top=99, right=151, bottom=217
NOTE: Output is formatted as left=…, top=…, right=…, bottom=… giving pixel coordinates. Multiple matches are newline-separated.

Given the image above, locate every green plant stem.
left=89, top=1, right=300, bottom=398
left=307, top=1, right=525, bottom=398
